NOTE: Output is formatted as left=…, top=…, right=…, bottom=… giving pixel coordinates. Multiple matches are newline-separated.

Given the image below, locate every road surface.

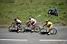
left=0, top=26, right=67, bottom=44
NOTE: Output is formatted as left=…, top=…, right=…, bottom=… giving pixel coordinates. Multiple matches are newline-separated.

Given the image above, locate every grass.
left=0, top=0, right=67, bottom=25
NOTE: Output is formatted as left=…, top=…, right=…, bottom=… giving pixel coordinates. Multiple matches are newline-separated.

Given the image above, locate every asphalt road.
left=0, top=26, right=67, bottom=44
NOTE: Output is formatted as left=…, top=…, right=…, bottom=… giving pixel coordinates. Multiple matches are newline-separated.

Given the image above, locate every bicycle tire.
left=50, top=28, right=57, bottom=35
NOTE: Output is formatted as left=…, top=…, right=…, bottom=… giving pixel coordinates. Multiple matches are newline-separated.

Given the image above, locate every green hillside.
left=0, top=0, right=67, bottom=25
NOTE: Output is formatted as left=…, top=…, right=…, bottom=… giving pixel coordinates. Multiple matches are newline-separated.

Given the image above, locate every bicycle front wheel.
left=50, top=28, right=57, bottom=35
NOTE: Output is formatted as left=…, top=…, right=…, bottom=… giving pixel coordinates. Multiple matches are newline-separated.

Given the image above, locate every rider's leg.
left=31, top=22, right=36, bottom=31
left=31, top=25, right=35, bottom=31
left=16, top=22, right=21, bottom=30
left=48, top=25, right=53, bottom=34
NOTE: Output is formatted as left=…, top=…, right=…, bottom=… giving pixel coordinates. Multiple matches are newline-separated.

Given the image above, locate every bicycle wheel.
left=17, top=25, right=23, bottom=33
left=8, top=26, right=13, bottom=32
left=50, top=28, right=57, bottom=35
left=35, top=26, right=41, bottom=33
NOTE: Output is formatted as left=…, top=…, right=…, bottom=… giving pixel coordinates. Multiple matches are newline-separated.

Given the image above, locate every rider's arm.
left=43, top=23, right=46, bottom=27
left=26, top=20, right=31, bottom=25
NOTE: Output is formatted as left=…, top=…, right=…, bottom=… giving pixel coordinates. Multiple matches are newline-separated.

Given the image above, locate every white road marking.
left=0, top=39, right=28, bottom=41
left=0, top=39, right=67, bottom=42
left=39, top=39, right=67, bottom=41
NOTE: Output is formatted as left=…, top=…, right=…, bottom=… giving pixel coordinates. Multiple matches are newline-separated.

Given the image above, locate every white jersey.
left=30, top=18, right=36, bottom=24
left=16, top=19, right=22, bottom=23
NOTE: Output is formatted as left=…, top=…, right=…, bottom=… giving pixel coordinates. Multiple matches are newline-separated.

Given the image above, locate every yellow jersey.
left=46, top=22, right=53, bottom=27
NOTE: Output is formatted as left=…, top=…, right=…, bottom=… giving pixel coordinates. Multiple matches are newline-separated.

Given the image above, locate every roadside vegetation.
left=0, top=0, right=67, bottom=25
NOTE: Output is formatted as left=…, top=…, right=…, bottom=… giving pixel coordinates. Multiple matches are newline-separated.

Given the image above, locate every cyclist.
left=14, top=17, right=22, bottom=26
left=26, top=17, right=37, bottom=31
left=43, top=20, right=53, bottom=35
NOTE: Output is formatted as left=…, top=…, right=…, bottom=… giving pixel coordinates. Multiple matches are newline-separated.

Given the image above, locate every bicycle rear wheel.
left=8, top=26, right=13, bottom=32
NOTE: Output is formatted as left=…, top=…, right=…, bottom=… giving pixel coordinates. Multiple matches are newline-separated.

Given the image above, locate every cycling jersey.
left=46, top=22, right=53, bottom=28
left=30, top=18, right=37, bottom=25
left=16, top=19, right=22, bottom=23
